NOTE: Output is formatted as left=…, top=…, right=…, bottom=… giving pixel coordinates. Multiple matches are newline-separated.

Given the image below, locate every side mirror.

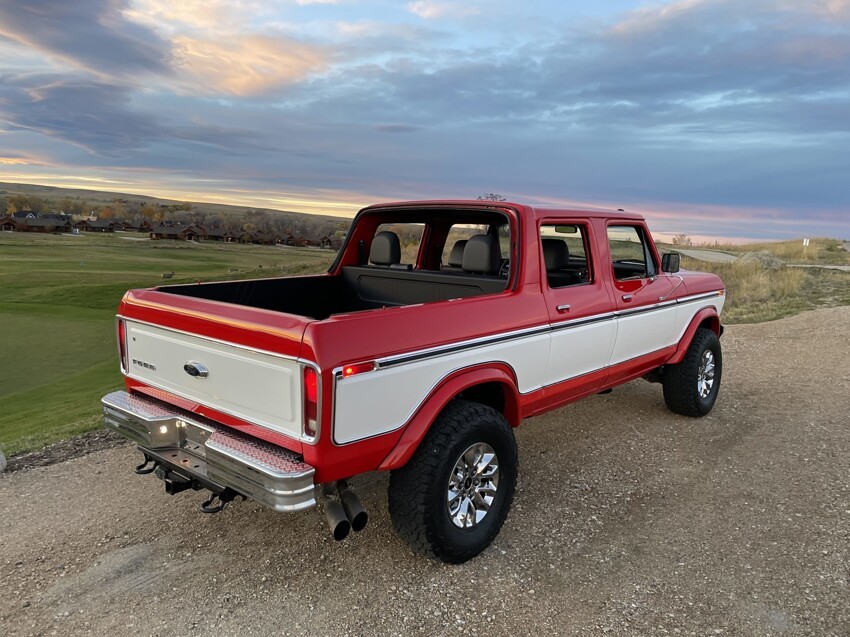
left=661, top=253, right=680, bottom=273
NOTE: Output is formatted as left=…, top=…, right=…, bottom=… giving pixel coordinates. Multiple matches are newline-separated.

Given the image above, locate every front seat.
left=542, top=238, right=579, bottom=286
left=443, top=239, right=467, bottom=270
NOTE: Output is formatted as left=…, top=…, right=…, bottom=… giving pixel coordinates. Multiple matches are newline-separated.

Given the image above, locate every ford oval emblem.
left=183, top=361, right=209, bottom=378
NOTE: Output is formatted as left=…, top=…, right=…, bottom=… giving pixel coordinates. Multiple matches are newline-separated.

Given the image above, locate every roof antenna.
left=617, top=208, right=625, bottom=212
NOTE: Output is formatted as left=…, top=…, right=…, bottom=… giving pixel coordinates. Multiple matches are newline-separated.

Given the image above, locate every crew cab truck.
left=103, top=201, right=725, bottom=563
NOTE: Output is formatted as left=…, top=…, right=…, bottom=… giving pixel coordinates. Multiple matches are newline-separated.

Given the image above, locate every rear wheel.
left=663, top=327, right=722, bottom=416
left=388, top=400, right=517, bottom=563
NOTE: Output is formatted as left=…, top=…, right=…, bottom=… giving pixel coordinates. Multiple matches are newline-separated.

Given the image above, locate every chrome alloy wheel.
left=697, top=350, right=716, bottom=398
left=446, top=443, right=500, bottom=528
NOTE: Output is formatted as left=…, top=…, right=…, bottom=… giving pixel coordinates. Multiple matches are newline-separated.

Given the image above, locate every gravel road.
left=673, top=249, right=739, bottom=264
left=2, top=307, right=848, bottom=637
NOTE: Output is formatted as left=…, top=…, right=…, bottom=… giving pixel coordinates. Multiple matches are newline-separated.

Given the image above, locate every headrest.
left=542, top=238, right=569, bottom=271
left=462, top=234, right=501, bottom=274
left=370, top=231, right=401, bottom=266
left=447, top=240, right=467, bottom=267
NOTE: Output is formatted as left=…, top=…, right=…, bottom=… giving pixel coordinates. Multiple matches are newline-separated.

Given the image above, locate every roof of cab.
left=359, top=200, right=646, bottom=222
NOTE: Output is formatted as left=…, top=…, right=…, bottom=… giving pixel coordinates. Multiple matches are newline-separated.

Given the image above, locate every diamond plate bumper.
left=102, top=390, right=316, bottom=512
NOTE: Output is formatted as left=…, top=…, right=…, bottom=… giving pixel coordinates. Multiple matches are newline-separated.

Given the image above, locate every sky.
left=0, top=0, right=848, bottom=242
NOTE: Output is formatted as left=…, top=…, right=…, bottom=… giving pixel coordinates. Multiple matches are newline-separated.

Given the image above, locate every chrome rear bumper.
left=102, top=390, right=316, bottom=512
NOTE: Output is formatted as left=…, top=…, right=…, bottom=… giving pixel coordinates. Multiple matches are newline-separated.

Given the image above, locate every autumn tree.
left=27, top=196, right=46, bottom=213
left=141, top=204, right=163, bottom=222
left=7, top=194, right=29, bottom=213
left=110, top=200, right=127, bottom=220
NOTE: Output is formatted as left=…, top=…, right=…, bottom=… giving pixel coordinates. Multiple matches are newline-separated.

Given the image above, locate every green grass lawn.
left=0, top=232, right=334, bottom=456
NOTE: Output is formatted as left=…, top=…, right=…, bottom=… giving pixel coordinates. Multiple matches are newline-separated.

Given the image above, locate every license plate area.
left=146, top=419, right=212, bottom=457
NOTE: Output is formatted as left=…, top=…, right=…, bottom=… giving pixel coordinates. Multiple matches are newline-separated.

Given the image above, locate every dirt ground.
left=1, top=307, right=848, bottom=636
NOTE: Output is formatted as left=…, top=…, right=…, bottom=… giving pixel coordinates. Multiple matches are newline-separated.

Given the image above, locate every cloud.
left=0, top=74, right=278, bottom=156
left=0, top=0, right=171, bottom=77
left=0, top=76, right=163, bottom=154
left=0, top=0, right=848, bottom=239
left=126, top=0, right=267, bottom=33
left=373, top=124, right=424, bottom=133
left=406, top=1, right=480, bottom=20
left=172, top=35, right=326, bottom=96
left=0, top=153, right=48, bottom=166
left=0, top=0, right=327, bottom=97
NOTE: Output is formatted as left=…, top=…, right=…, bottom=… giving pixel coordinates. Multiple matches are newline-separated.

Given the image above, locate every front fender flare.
left=378, top=363, right=520, bottom=471
left=667, top=307, right=721, bottom=366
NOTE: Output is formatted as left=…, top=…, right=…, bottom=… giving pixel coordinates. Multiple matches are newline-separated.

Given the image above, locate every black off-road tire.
left=663, top=327, right=722, bottom=417
left=388, top=399, right=518, bottom=563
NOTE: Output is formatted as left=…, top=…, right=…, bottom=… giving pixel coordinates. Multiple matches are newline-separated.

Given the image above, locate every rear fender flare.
left=378, top=363, right=520, bottom=471
left=667, top=307, right=721, bottom=366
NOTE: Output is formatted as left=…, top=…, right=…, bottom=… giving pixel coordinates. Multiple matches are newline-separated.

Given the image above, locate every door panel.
left=607, top=224, right=676, bottom=363
left=539, top=221, right=615, bottom=391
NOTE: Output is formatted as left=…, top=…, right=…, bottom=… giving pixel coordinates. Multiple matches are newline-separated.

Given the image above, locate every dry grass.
left=681, top=257, right=812, bottom=323
left=713, top=238, right=849, bottom=265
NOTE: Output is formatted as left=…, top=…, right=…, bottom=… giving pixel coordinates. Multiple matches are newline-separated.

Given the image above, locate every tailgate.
left=124, top=319, right=304, bottom=439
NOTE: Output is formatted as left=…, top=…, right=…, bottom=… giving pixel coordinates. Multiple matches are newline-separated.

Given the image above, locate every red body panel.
left=119, top=288, right=308, bottom=359
left=116, top=200, right=724, bottom=484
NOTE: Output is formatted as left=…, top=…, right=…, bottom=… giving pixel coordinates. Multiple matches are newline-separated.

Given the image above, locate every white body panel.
left=124, top=321, right=302, bottom=438
left=609, top=303, right=679, bottom=365
left=333, top=294, right=723, bottom=444
left=546, top=319, right=617, bottom=384
left=333, top=332, right=551, bottom=444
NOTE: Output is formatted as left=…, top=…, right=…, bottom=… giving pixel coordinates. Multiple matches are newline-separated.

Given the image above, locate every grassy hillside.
left=714, top=237, right=850, bottom=265
left=0, top=181, right=348, bottom=224
left=654, top=237, right=849, bottom=323
left=677, top=257, right=849, bottom=323
left=0, top=231, right=334, bottom=456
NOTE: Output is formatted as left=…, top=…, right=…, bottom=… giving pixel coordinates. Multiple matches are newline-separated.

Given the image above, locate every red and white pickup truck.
left=103, top=201, right=724, bottom=562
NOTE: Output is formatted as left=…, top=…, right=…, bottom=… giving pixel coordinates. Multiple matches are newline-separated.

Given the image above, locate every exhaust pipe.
left=324, top=498, right=351, bottom=541
left=339, top=487, right=368, bottom=532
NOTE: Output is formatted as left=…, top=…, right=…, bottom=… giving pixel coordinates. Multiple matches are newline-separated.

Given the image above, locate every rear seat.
left=343, top=234, right=507, bottom=307
left=369, top=230, right=400, bottom=266
left=370, top=230, right=412, bottom=270
left=461, top=234, right=501, bottom=275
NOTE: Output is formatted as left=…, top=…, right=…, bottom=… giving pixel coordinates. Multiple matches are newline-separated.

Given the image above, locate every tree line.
left=1, top=193, right=348, bottom=239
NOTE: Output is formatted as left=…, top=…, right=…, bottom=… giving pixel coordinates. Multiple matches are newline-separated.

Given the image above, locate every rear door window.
left=539, top=224, right=591, bottom=288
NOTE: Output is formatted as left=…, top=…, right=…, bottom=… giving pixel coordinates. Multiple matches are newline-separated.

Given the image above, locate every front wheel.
left=388, top=400, right=518, bottom=563
left=662, top=327, right=723, bottom=416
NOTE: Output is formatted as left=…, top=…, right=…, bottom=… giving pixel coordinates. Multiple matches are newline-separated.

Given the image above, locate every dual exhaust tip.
left=324, top=485, right=368, bottom=541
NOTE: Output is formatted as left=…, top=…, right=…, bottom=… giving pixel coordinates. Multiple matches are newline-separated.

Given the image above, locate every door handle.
left=556, top=304, right=571, bottom=313
left=621, top=294, right=633, bottom=302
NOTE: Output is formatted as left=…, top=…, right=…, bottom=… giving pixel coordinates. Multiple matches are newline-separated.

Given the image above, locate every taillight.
left=303, top=366, right=318, bottom=439
left=117, top=319, right=128, bottom=373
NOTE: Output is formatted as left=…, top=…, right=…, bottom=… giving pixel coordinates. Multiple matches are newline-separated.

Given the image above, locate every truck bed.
left=160, top=267, right=508, bottom=320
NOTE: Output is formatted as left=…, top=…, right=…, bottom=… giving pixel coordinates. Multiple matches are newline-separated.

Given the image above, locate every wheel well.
left=699, top=315, right=720, bottom=334
left=456, top=382, right=505, bottom=413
